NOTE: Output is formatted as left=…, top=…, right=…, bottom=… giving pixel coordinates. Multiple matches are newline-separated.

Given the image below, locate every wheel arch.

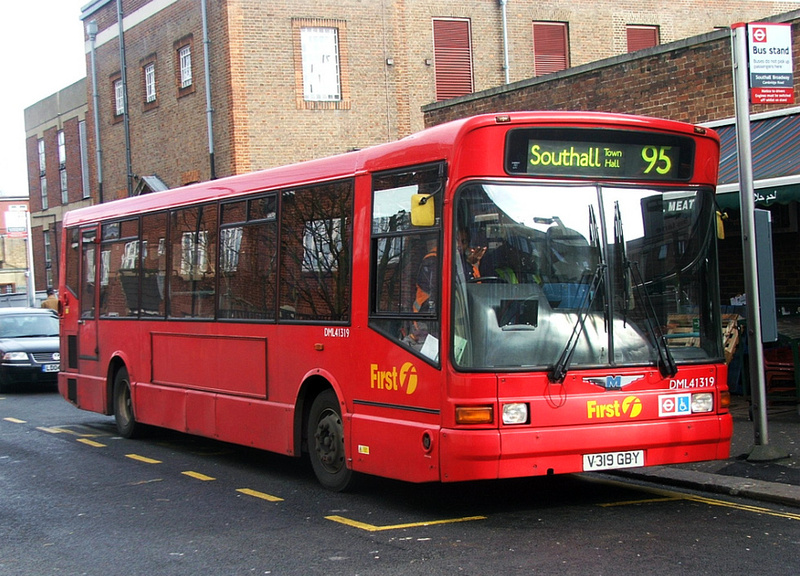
left=105, top=353, right=131, bottom=415
left=294, top=369, right=347, bottom=457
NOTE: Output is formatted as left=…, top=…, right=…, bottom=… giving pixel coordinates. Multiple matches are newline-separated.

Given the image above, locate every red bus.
left=58, top=112, right=731, bottom=490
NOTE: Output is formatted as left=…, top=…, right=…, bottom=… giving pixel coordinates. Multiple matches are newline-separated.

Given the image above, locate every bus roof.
left=63, top=111, right=717, bottom=227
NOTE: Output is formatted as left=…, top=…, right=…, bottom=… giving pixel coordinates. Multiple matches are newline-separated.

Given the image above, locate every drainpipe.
left=87, top=20, right=103, bottom=203
left=201, top=0, right=216, bottom=180
left=117, top=0, right=133, bottom=196
left=499, top=0, right=510, bottom=84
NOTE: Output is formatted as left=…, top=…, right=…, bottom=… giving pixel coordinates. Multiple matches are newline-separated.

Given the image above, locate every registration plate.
left=583, top=449, right=644, bottom=471
left=42, top=364, right=60, bottom=373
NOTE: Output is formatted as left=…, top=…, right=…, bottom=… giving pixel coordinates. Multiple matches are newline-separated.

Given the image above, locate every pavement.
left=617, top=395, right=800, bottom=507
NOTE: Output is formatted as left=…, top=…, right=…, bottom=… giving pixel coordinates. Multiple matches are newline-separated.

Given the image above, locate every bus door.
left=77, top=226, right=100, bottom=363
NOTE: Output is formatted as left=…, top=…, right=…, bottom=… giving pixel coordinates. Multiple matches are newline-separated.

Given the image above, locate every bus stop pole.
left=731, top=24, right=785, bottom=460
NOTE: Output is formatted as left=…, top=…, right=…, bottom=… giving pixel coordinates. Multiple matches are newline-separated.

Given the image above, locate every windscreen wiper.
left=549, top=206, right=606, bottom=383
left=549, top=262, right=605, bottom=383
left=614, top=201, right=678, bottom=378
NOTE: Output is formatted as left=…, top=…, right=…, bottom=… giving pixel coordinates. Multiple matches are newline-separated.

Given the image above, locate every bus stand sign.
left=748, top=23, right=794, bottom=104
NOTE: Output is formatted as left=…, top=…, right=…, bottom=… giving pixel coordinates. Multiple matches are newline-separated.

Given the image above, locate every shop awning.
left=711, top=109, right=800, bottom=210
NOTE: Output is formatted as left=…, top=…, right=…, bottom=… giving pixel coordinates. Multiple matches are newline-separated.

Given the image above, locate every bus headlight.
left=502, top=403, right=529, bottom=425
left=691, top=393, right=714, bottom=413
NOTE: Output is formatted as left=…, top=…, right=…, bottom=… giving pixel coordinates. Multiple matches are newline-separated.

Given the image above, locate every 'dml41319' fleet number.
left=583, top=449, right=644, bottom=471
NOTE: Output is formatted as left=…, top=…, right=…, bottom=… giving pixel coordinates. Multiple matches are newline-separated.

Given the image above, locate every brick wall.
left=422, top=11, right=800, bottom=303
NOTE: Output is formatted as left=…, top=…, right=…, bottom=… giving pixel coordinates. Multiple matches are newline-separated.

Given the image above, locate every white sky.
left=0, top=1, right=87, bottom=197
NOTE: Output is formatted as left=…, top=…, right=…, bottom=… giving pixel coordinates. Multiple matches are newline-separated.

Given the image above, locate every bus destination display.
left=505, top=128, right=694, bottom=181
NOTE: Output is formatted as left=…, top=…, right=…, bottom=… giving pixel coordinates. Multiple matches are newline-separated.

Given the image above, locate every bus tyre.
left=113, top=367, right=141, bottom=439
left=308, top=389, right=354, bottom=491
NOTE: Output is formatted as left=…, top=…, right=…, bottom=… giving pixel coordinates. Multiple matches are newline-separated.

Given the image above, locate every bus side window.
left=369, top=162, right=444, bottom=364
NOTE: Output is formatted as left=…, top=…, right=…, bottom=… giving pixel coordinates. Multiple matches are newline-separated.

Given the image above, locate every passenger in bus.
left=413, top=239, right=438, bottom=314
left=457, top=227, right=485, bottom=281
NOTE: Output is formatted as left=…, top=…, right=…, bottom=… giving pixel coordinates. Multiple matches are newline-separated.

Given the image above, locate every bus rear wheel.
left=307, top=389, right=355, bottom=491
left=113, top=367, right=142, bottom=439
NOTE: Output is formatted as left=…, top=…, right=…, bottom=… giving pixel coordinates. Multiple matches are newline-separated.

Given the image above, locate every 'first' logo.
left=370, top=362, right=418, bottom=394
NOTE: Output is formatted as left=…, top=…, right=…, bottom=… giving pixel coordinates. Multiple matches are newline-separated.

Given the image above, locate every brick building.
left=0, top=199, right=31, bottom=299
left=70, top=0, right=797, bottom=200
left=24, top=79, right=91, bottom=293
left=25, top=0, right=797, bottom=300
left=421, top=10, right=800, bottom=308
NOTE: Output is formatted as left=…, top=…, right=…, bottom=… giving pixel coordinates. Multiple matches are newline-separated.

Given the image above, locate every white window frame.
left=57, top=130, right=66, bottom=167
left=38, top=139, right=46, bottom=175
left=60, top=168, right=68, bottom=204
left=114, top=79, right=125, bottom=115
left=145, top=63, right=156, bottom=102
left=301, top=27, right=341, bottom=102
left=40, top=176, right=48, bottom=210
left=179, top=45, right=192, bottom=88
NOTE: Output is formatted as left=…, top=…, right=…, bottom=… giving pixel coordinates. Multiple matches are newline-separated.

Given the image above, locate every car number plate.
left=42, top=364, right=60, bottom=373
left=583, top=449, right=644, bottom=471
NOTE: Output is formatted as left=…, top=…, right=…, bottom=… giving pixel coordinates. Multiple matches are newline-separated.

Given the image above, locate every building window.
left=179, top=45, right=192, bottom=88
left=293, top=19, right=350, bottom=110
left=57, top=130, right=66, bottom=167
left=114, top=78, right=125, bottom=116
left=533, top=22, right=569, bottom=77
left=40, top=176, right=48, bottom=210
left=301, top=27, right=341, bottom=102
left=627, top=25, right=659, bottom=52
left=37, top=139, right=46, bottom=176
left=60, top=168, right=68, bottom=204
left=44, top=231, right=53, bottom=289
left=432, top=18, right=474, bottom=102
left=144, top=62, right=156, bottom=103
left=174, top=37, right=195, bottom=97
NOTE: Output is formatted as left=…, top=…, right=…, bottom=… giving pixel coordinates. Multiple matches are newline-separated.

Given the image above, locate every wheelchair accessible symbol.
left=659, top=393, right=691, bottom=417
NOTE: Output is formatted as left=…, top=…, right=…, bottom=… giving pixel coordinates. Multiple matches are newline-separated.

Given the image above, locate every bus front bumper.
left=439, top=413, right=733, bottom=482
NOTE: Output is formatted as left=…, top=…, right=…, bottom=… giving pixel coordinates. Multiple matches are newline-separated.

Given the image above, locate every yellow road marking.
left=590, top=476, right=800, bottom=521
left=236, top=488, right=284, bottom=502
left=38, top=425, right=102, bottom=437
left=77, top=438, right=107, bottom=448
left=3, top=417, right=26, bottom=424
left=182, top=471, right=215, bottom=481
left=599, top=496, right=683, bottom=507
left=126, top=454, right=162, bottom=464
left=326, top=514, right=486, bottom=532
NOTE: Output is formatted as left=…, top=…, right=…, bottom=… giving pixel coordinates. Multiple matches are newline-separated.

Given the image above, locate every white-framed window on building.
left=293, top=19, right=350, bottom=110
left=57, top=130, right=66, bottom=167
left=40, top=176, right=48, bottom=210
left=179, top=45, right=192, bottom=88
left=60, top=168, right=68, bottom=204
left=43, top=231, right=54, bottom=289
left=37, top=139, right=46, bottom=175
left=301, top=27, right=341, bottom=101
left=114, top=79, right=125, bottom=116
left=144, top=62, right=156, bottom=103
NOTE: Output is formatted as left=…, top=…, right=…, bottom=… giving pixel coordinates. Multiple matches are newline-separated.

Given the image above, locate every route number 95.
left=641, top=145, right=673, bottom=175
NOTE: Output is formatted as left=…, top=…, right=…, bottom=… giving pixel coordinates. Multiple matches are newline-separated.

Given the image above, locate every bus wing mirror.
left=411, top=194, right=435, bottom=226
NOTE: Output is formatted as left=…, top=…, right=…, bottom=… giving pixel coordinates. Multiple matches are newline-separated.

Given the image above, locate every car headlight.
left=3, top=352, right=29, bottom=362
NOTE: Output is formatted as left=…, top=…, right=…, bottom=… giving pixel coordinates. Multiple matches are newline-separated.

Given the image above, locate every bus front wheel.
left=307, top=389, right=355, bottom=491
left=113, top=367, right=142, bottom=439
